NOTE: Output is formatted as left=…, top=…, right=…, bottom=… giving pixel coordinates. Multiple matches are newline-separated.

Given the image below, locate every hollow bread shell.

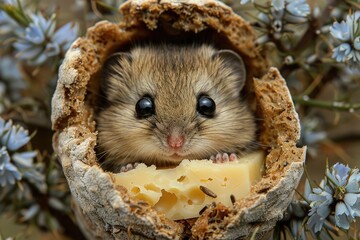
left=51, top=0, right=306, bottom=239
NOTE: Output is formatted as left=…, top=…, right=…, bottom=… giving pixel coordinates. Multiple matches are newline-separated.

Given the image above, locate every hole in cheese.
left=135, top=193, right=157, bottom=205
left=131, top=187, right=140, bottom=194
left=154, top=190, right=177, bottom=213
left=113, top=151, right=265, bottom=220
left=144, top=183, right=161, bottom=192
left=187, top=187, right=205, bottom=205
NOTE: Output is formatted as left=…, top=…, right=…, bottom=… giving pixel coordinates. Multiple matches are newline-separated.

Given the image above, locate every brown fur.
left=96, top=44, right=257, bottom=171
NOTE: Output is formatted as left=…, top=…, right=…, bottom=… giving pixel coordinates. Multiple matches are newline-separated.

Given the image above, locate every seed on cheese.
left=113, top=151, right=265, bottom=220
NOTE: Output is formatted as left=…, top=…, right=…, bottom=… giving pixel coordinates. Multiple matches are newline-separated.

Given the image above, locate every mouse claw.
left=211, top=153, right=237, bottom=163
left=120, top=162, right=139, bottom=172
left=229, top=153, right=237, bottom=161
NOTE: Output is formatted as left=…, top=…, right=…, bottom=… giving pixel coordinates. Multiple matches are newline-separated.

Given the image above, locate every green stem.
left=96, top=1, right=119, bottom=13
left=345, top=0, right=360, bottom=9
left=250, top=227, right=260, bottom=240
left=293, top=97, right=360, bottom=112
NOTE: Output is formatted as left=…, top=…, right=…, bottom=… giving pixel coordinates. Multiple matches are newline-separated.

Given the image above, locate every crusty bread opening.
left=51, top=1, right=306, bottom=239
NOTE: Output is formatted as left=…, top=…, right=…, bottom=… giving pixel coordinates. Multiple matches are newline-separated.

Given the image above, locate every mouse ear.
left=104, top=52, right=133, bottom=70
left=101, top=52, right=132, bottom=87
left=99, top=52, right=133, bottom=107
left=212, top=50, right=246, bottom=92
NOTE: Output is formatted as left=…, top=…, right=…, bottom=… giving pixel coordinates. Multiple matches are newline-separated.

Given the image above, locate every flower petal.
left=25, top=23, right=45, bottom=44
left=330, top=21, right=351, bottom=41
left=354, top=36, right=360, bottom=50
left=344, top=193, right=359, bottom=206
left=286, top=0, right=310, bottom=17
left=308, top=213, right=324, bottom=233
left=316, top=202, right=331, bottom=218
left=2, top=125, right=31, bottom=151
left=335, top=202, right=348, bottom=215
left=52, top=22, right=78, bottom=51
left=272, top=0, right=285, bottom=11
left=332, top=43, right=352, bottom=62
left=12, top=151, right=37, bottom=168
left=0, top=118, right=12, bottom=136
left=344, top=193, right=360, bottom=217
left=335, top=212, right=350, bottom=230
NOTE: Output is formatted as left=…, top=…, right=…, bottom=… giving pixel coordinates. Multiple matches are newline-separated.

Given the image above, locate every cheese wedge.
left=113, top=151, right=265, bottom=220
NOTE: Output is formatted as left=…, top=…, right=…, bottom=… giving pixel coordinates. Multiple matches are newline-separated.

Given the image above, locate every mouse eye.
left=197, top=95, right=216, bottom=117
left=136, top=96, right=155, bottom=119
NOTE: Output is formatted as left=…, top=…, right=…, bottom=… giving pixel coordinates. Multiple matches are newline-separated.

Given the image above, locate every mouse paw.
left=210, top=153, right=237, bottom=163
left=120, top=162, right=139, bottom=172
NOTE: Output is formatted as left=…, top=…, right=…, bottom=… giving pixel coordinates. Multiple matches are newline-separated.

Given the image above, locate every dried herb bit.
left=200, top=185, right=217, bottom=198
left=198, top=205, right=208, bottom=215
left=230, top=194, right=236, bottom=205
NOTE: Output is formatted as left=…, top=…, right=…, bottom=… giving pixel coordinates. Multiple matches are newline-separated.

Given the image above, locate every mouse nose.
left=167, top=134, right=185, bottom=149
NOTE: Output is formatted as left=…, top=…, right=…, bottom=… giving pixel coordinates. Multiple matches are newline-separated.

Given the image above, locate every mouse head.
left=97, top=45, right=256, bottom=168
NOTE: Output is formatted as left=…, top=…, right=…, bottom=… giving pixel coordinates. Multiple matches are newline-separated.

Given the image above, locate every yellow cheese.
left=113, top=151, right=265, bottom=220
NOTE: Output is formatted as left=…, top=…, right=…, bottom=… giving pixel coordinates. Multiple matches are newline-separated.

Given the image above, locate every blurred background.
left=0, top=0, right=359, bottom=239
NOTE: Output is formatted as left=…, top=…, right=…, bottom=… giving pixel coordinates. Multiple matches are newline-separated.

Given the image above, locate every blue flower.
left=332, top=43, right=352, bottom=62
left=0, top=118, right=33, bottom=153
left=240, top=0, right=310, bottom=17
left=0, top=146, right=21, bottom=187
left=254, top=0, right=310, bottom=44
left=330, top=11, right=360, bottom=63
left=0, top=117, right=38, bottom=188
left=286, top=0, right=310, bottom=17
left=10, top=11, right=78, bottom=65
left=326, top=164, right=360, bottom=229
left=331, top=21, right=351, bottom=41
left=308, top=182, right=333, bottom=233
left=1, top=124, right=31, bottom=151
left=307, top=163, right=360, bottom=233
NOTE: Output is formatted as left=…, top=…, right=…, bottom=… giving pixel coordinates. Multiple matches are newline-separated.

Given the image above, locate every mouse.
left=96, top=44, right=257, bottom=172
